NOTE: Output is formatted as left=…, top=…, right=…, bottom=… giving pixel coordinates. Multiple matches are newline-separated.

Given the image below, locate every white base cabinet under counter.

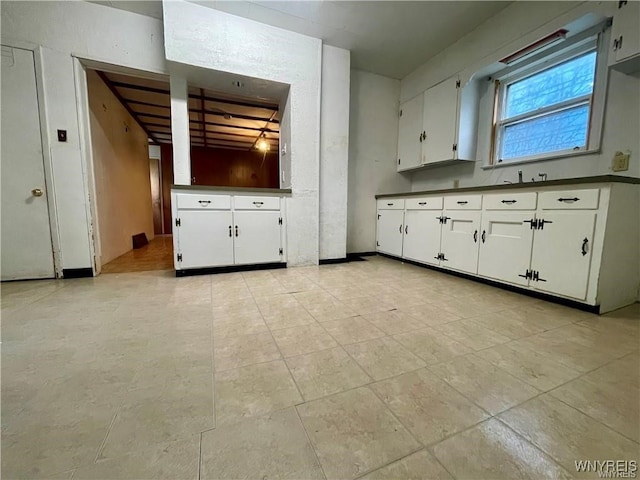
left=375, top=178, right=640, bottom=313
left=171, top=188, right=288, bottom=274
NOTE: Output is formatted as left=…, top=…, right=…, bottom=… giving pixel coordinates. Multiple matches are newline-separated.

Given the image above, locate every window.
left=491, top=25, right=609, bottom=165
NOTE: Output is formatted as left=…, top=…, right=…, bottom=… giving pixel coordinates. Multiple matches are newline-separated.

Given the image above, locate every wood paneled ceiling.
left=97, top=71, right=280, bottom=151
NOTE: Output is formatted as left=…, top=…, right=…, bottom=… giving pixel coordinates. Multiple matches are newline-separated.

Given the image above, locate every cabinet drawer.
left=483, top=192, right=537, bottom=210
left=444, top=194, right=482, bottom=210
left=177, top=193, right=231, bottom=210
left=539, top=189, right=599, bottom=210
left=233, top=196, right=281, bottom=210
left=405, top=196, right=443, bottom=210
left=377, top=199, right=405, bottom=210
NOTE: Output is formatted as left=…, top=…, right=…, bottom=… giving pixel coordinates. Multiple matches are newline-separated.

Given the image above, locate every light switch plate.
left=612, top=151, right=630, bottom=172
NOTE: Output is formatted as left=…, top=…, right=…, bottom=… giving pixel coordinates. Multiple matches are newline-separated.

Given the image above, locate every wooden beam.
left=97, top=71, right=161, bottom=144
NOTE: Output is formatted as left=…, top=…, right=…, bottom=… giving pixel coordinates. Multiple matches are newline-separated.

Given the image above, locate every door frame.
left=1, top=41, right=63, bottom=277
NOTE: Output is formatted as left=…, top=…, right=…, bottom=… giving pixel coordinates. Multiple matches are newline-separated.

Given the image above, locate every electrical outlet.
left=612, top=151, right=630, bottom=172
left=453, top=179, right=460, bottom=188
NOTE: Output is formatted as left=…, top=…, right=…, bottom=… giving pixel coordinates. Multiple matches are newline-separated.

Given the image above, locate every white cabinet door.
left=611, top=0, right=640, bottom=63
left=422, top=77, right=459, bottom=165
left=233, top=211, right=283, bottom=265
left=403, top=210, right=442, bottom=265
left=440, top=210, right=481, bottom=274
left=530, top=212, right=596, bottom=300
left=397, top=95, right=423, bottom=171
left=377, top=209, right=404, bottom=257
left=176, top=210, right=234, bottom=269
left=478, top=213, right=535, bottom=286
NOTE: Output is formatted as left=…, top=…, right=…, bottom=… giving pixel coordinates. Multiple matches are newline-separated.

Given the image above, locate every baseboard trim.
left=377, top=252, right=600, bottom=314
left=62, top=268, right=94, bottom=279
left=319, top=257, right=349, bottom=265
left=348, top=251, right=377, bottom=257
left=175, top=262, right=287, bottom=277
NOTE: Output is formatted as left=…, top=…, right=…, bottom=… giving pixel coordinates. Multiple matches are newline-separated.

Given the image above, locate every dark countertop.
left=376, top=175, right=640, bottom=199
left=172, top=185, right=292, bottom=195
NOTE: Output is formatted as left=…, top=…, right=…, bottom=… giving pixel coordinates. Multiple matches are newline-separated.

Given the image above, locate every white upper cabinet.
left=397, top=94, right=423, bottom=171
left=609, top=0, right=640, bottom=73
left=396, top=75, right=478, bottom=172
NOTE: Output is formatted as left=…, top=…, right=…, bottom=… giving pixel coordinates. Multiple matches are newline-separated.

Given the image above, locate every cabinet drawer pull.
left=399, top=224, right=403, bottom=233
left=581, top=237, right=589, bottom=256
left=198, top=200, right=211, bottom=205
left=481, top=230, right=486, bottom=243
left=473, top=230, right=478, bottom=243
left=457, top=201, right=468, bottom=205
left=235, top=225, right=239, bottom=237
left=418, top=202, right=427, bottom=205
left=228, top=225, right=232, bottom=237
left=387, top=203, right=394, bottom=206
left=501, top=199, right=517, bottom=204
left=558, top=197, right=579, bottom=203
left=252, top=201, right=264, bottom=206
left=405, top=225, right=408, bottom=234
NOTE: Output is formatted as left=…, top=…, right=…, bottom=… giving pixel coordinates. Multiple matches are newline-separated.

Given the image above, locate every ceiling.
left=95, top=70, right=280, bottom=149
left=90, top=0, right=512, bottom=79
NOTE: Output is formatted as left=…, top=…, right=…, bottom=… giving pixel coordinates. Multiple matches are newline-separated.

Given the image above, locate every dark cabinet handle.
left=619, top=0, right=627, bottom=7
left=473, top=230, right=478, bottom=243
left=457, top=201, right=468, bottom=205
left=253, top=201, right=264, bottom=207
left=419, top=133, right=423, bottom=143
left=387, top=203, right=394, bottom=206
left=229, top=225, right=232, bottom=237
left=235, top=226, right=239, bottom=237
left=405, top=225, right=408, bottom=234
left=198, top=200, right=211, bottom=205
left=418, top=202, right=427, bottom=205
left=501, top=200, right=517, bottom=204
left=532, top=271, right=547, bottom=282
left=481, top=230, right=486, bottom=243
left=399, top=224, right=403, bottom=233
left=581, top=238, right=589, bottom=256
left=558, top=197, right=579, bottom=203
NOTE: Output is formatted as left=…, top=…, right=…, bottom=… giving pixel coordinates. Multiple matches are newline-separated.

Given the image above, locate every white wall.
left=347, top=70, right=411, bottom=253
left=87, top=70, right=154, bottom=265
left=162, top=0, right=323, bottom=266
left=320, top=45, right=351, bottom=260
left=402, top=1, right=640, bottom=191
left=1, top=1, right=167, bottom=271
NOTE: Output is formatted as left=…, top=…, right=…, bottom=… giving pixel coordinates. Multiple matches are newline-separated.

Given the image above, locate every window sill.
left=481, top=147, right=600, bottom=170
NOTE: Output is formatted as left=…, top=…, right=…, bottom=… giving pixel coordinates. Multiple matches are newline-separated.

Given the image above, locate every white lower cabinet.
left=529, top=212, right=596, bottom=301
left=377, top=209, right=405, bottom=257
left=403, top=210, right=442, bottom=265
left=439, top=211, right=481, bottom=274
left=478, top=212, right=535, bottom=286
left=233, top=211, right=283, bottom=265
left=176, top=210, right=235, bottom=269
left=172, top=190, right=286, bottom=271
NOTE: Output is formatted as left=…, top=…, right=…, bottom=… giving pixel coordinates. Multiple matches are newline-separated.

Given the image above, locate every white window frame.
left=489, top=22, right=610, bottom=166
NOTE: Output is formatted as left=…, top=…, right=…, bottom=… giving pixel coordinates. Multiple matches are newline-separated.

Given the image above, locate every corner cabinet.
left=396, top=75, right=478, bottom=172
left=609, top=0, right=640, bottom=74
left=172, top=190, right=286, bottom=273
left=376, top=182, right=640, bottom=313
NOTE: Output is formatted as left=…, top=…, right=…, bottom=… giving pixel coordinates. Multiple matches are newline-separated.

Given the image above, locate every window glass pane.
left=505, top=51, right=596, bottom=118
left=500, top=104, right=589, bottom=160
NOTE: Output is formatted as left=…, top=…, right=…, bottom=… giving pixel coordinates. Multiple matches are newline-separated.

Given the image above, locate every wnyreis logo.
left=575, top=460, right=637, bottom=478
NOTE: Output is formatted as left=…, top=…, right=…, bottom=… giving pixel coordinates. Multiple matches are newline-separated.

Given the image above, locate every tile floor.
left=1, top=256, right=638, bottom=479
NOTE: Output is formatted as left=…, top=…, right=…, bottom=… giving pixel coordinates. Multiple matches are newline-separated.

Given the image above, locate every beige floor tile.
left=301, top=297, right=359, bottom=322
left=370, top=369, right=488, bottom=445
left=397, top=303, right=461, bottom=326
left=549, top=353, right=640, bottom=442
left=429, top=355, right=540, bottom=415
left=271, top=323, right=338, bottom=357
left=73, top=436, right=200, bottom=479
left=499, top=395, right=640, bottom=477
left=215, top=360, right=302, bottom=426
left=393, top=326, right=473, bottom=365
left=254, top=294, right=317, bottom=330
left=469, top=309, right=546, bottom=339
left=360, top=449, right=453, bottom=480
left=439, top=294, right=511, bottom=318
left=212, top=312, right=269, bottom=338
left=432, top=419, right=571, bottom=479
left=432, top=319, right=512, bottom=351
left=322, top=316, right=386, bottom=345
left=363, top=310, right=427, bottom=335
left=200, top=408, right=324, bottom=480
left=297, top=387, right=421, bottom=480
left=345, top=337, right=426, bottom=381
left=286, top=347, right=370, bottom=400
left=476, top=343, right=582, bottom=391
left=341, top=295, right=395, bottom=315
left=214, top=332, right=281, bottom=372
